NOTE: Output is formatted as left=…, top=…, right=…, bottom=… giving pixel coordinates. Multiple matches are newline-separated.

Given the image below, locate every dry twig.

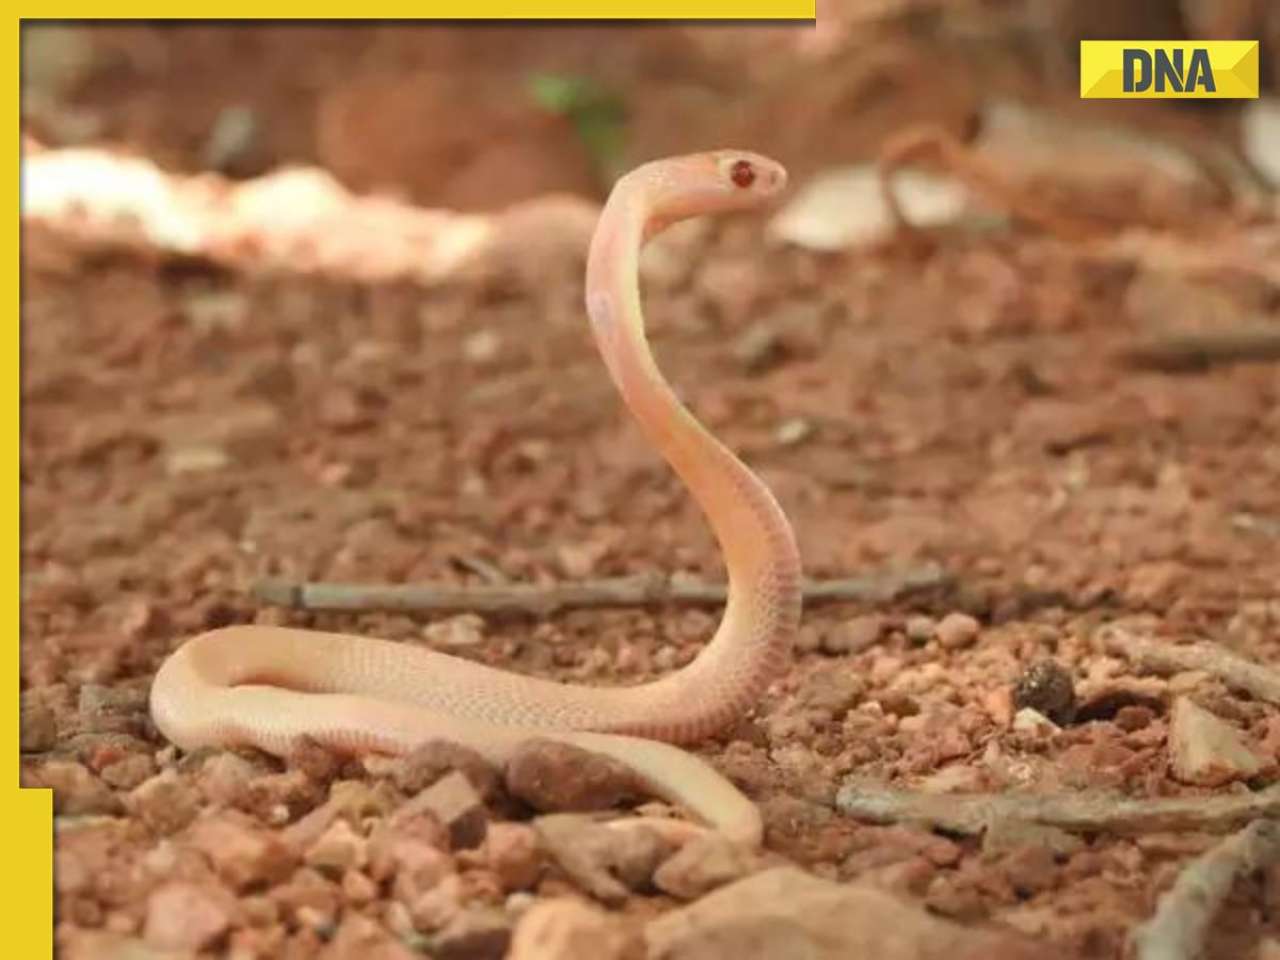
left=1116, top=326, right=1280, bottom=372
left=253, top=566, right=951, bottom=617
left=835, top=781, right=1280, bottom=836
left=1100, top=626, right=1280, bottom=708
left=1132, top=819, right=1280, bottom=960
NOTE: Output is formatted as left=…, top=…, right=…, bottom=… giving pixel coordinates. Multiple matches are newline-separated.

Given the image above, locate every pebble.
left=1012, top=660, right=1077, bottom=725
left=37, top=760, right=120, bottom=816
left=412, top=770, right=489, bottom=850
left=143, top=882, right=232, bottom=953
left=195, top=752, right=262, bottom=806
left=393, top=739, right=501, bottom=799
left=505, top=739, right=640, bottom=815
left=1168, top=696, right=1262, bottom=785
left=99, top=753, right=156, bottom=791
left=535, top=814, right=666, bottom=906
left=905, top=616, right=936, bottom=644
left=484, top=822, right=544, bottom=891
left=325, top=911, right=418, bottom=960
left=432, top=906, right=512, bottom=960
left=508, top=897, right=639, bottom=960
left=422, top=614, right=486, bottom=650
left=20, top=695, right=58, bottom=751
left=997, top=844, right=1059, bottom=897
left=644, top=866, right=1041, bottom=960
left=371, top=830, right=454, bottom=904
left=775, top=417, right=813, bottom=446
left=652, top=832, right=754, bottom=900
left=1012, top=707, right=1059, bottom=736
left=934, top=612, right=980, bottom=650
left=822, top=615, right=885, bottom=655
left=186, top=811, right=295, bottom=891
left=305, top=817, right=368, bottom=874
left=128, top=770, right=200, bottom=834
left=732, top=322, right=783, bottom=373
left=341, top=868, right=378, bottom=905
left=982, top=818, right=1083, bottom=859
left=409, top=872, right=464, bottom=931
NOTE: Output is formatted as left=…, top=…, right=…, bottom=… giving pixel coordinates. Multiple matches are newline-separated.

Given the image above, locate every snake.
left=149, top=150, right=803, bottom=847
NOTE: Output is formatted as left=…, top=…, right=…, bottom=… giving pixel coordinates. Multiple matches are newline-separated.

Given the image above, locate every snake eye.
left=730, top=159, right=756, bottom=189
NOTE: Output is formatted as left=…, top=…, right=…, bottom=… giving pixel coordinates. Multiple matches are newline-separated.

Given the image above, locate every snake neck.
left=584, top=185, right=802, bottom=741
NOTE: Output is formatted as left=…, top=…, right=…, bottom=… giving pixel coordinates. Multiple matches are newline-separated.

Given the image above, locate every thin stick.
left=1117, top=326, right=1280, bottom=372
left=834, top=781, right=1280, bottom=836
left=1100, top=627, right=1280, bottom=708
left=1132, top=819, right=1280, bottom=960
left=252, top=566, right=952, bottom=617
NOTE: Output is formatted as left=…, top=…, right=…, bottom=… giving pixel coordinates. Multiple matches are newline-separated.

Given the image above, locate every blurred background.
left=20, top=4, right=1280, bottom=211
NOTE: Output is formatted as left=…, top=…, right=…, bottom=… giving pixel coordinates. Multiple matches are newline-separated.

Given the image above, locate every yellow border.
left=22, top=3, right=816, bottom=17
left=13, top=18, right=53, bottom=956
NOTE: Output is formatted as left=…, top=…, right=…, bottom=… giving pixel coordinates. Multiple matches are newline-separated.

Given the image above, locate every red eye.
left=730, top=159, right=756, bottom=188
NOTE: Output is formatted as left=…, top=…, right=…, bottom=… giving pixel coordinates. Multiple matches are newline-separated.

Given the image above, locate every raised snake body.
left=150, top=151, right=802, bottom=847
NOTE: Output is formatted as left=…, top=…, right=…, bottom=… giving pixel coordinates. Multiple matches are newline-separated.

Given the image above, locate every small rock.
left=412, top=770, right=488, bottom=850
left=1012, top=708, right=1059, bottom=736
left=905, top=616, right=936, bottom=644
left=934, top=612, right=980, bottom=650
left=794, top=670, right=864, bottom=719
left=505, top=739, right=640, bottom=815
left=1012, top=660, right=1077, bottom=725
left=1126, top=561, right=1186, bottom=610
left=195, top=751, right=263, bottom=806
left=775, top=418, right=813, bottom=446
left=822, top=615, right=885, bottom=655
left=36, top=760, right=119, bottom=816
left=128, top=770, right=200, bottom=834
left=409, top=872, right=464, bottom=932
left=164, top=444, right=230, bottom=475
left=535, top=815, right=667, bottom=906
left=394, top=739, right=501, bottom=799
left=997, top=844, right=1059, bottom=896
left=644, top=866, right=1041, bottom=960
left=422, top=614, right=486, bottom=650
left=732, top=323, right=783, bottom=374
left=306, top=817, right=367, bottom=875
left=432, top=907, right=512, bottom=960
left=652, top=832, right=754, bottom=900
left=1114, top=705, right=1156, bottom=732
left=186, top=811, right=294, bottom=891
left=143, top=882, right=232, bottom=953
left=341, top=868, right=378, bottom=905
left=271, top=866, right=340, bottom=930
left=325, top=911, right=418, bottom=960
left=1168, top=696, right=1262, bottom=786
left=982, top=819, right=1082, bottom=859
left=20, top=695, right=58, bottom=751
left=100, top=753, right=156, bottom=791
left=463, top=329, right=502, bottom=365
left=508, top=897, right=640, bottom=960
left=371, top=829, right=454, bottom=905
left=484, top=822, right=543, bottom=892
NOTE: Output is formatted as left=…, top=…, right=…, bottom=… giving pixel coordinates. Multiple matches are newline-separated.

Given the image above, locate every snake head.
left=636, top=150, right=788, bottom=235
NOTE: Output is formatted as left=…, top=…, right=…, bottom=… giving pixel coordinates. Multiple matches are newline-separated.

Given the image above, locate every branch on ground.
left=1116, top=326, right=1280, bottom=372
left=834, top=781, right=1280, bottom=836
left=1131, top=819, right=1280, bottom=960
left=1099, top=626, right=1280, bottom=708
left=252, top=566, right=952, bottom=617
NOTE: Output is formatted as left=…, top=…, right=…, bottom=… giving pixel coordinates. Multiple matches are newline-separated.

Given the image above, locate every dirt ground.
left=19, top=14, right=1280, bottom=960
